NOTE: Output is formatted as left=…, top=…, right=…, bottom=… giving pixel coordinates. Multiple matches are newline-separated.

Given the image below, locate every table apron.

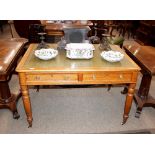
left=19, top=71, right=139, bottom=85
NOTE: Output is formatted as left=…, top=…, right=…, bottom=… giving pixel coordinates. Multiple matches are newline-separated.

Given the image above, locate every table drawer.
left=83, top=72, right=132, bottom=83
left=26, top=73, right=78, bottom=82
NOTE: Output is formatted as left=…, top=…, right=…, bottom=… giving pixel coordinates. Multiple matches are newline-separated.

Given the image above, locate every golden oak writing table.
left=16, top=44, right=140, bottom=127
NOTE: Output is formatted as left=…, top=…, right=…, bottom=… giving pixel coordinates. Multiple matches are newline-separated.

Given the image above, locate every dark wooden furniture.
left=90, top=21, right=124, bottom=47
left=0, top=39, right=26, bottom=118
left=41, top=20, right=93, bottom=36
left=13, top=20, right=41, bottom=39
left=9, top=20, right=43, bottom=43
left=16, top=44, right=140, bottom=127
left=123, top=45, right=155, bottom=117
left=0, top=20, right=8, bottom=32
left=136, top=21, right=155, bottom=46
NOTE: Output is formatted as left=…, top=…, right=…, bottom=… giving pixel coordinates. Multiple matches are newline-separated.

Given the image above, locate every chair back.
left=29, top=24, right=45, bottom=43
left=13, top=20, right=41, bottom=39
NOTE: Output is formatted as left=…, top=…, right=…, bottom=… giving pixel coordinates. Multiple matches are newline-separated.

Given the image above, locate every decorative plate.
left=34, top=48, right=58, bottom=60
left=101, top=51, right=124, bottom=62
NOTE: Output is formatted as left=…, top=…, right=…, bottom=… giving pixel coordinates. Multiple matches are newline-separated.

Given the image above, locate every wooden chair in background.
left=90, top=20, right=124, bottom=48
left=8, top=20, right=44, bottom=43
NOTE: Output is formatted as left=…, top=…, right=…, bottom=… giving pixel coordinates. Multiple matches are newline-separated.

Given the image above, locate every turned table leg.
left=122, top=83, right=136, bottom=125
left=20, top=85, right=33, bottom=127
left=0, top=81, right=20, bottom=119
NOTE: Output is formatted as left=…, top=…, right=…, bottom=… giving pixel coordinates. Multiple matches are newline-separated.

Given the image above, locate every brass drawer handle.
left=64, top=75, right=70, bottom=80
left=35, top=76, right=40, bottom=80
left=119, top=74, right=123, bottom=79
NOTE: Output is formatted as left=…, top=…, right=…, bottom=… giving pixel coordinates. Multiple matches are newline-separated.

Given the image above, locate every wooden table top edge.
left=16, top=44, right=141, bottom=73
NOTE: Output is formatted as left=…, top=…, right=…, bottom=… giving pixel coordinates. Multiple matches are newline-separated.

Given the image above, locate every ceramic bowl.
left=101, top=51, right=124, bottom=62
left=34, top=48, right=58, bottom=60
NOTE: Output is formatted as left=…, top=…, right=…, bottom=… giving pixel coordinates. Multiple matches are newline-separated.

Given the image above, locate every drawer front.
left=25, top=72, right=134, bottom=85
left=83, top=72, right=132, bottom=83
left=26, top=73, right=78, bottom=82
